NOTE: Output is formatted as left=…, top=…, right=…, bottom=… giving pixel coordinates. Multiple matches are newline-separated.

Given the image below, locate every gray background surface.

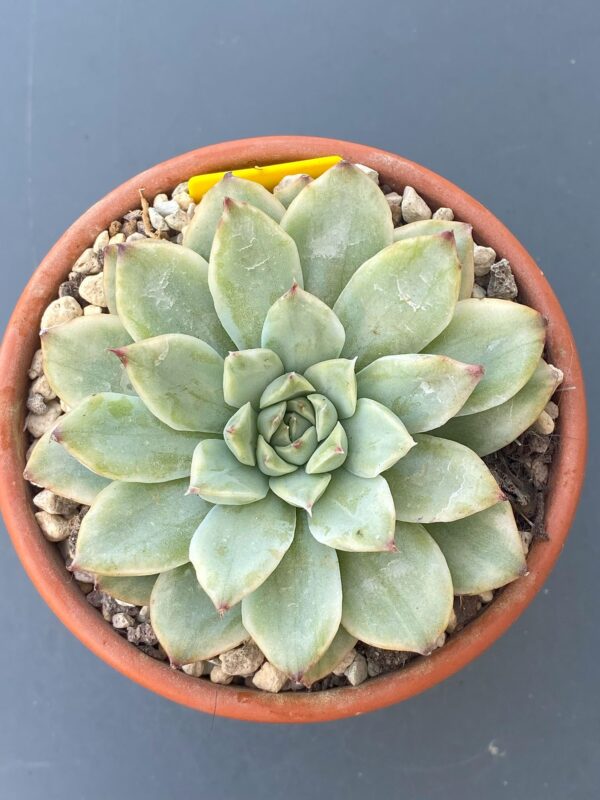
left=0, top=1, right=597, bottom=798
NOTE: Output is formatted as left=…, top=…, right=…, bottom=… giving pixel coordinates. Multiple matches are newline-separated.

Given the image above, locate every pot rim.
left=0, top=136, right=587, bottom=723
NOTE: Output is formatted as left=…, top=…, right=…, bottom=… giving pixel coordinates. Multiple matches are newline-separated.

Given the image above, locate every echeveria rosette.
left=25, top=162, right=562, bottom=683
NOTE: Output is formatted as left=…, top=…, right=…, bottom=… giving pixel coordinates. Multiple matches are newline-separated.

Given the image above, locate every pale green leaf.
left=96, top=573, right=157, bottom=606
left=308, top=394, right=338, bottom=441
left=242, top=513, right=342, bottom=679
left=309, top=469, right=395, bottom=551
left=339, top=522, right=453, bottom=653
left=426, top=501, right=527, bottom=595
left=209, top=200, right=303, bottom=349
left=257, top=402, right=286, bottom=441
left=150, top=563, right=247, bottom=665
left=182, top=173, right=285, bottom=260
left=74, top=479, right=209, bottom=575
left=286, top=413, right=312, bottom=441
left=274, top=174, right=313, bottom=207
left=269, top=470, right=332, bottom=513
left=113, top=333, right=229, bottom=432
left=281, top=161, right=393, bottom=306
left=223, top=348, right=284, bottom=410
left=102, top=244, right=118, bottom=315
left=189, top=439, right=268, bottom=505
left=256, top=435, right=298, bottom=476
left=357, top=353, right=483, bottom=433
left=423, top=298, right=546, bottom=415
left=432, top=360, right=563, bottom=456
left=384, top=433, right=502, bottom=523
left=304, top=358, right=357, bottom=419
left=41, top=315, right=134, bottom=407
left=261, top=284, right=345, bottom=373
left=334, top=233, right=461, bottom=369
left=342, top=398, right=415, bottom=478
left=271, top=421, right=291, bottom=447
left=275, top=426, right=318, bottom=466
left=259, top=372, right=314, bottom=408
left=54, top=393, right=201, bottom=482
left=287, top=397, right=315, bottom=424
left=302, top=627, right=357, bottom=686
left=305, top=422, right=347, bottom=474
left=223, top=402, right=257, bottom=466
left=189, top=493, right=296, bottom=610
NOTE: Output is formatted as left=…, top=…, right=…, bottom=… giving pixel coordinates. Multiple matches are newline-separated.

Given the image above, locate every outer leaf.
left=308, top=394, right=338, bottom=441
left=334, top=233, right=461, bottom=369
left=259, top=372, right=315, bottom=407
left=393, top=220, right=474, bottom=299
left=305, top=422, right=347, bottom=474
left=24, top=424, right=110, bottom=505
left=189, top=493, right=296, bottom=610
left=112, top=333, right=229, bottom=433
left=223, top=402, right=257, bottom=466
left=242, top=513, right=342, bottom=679
left=261, top=284, right=345, bottom=373
left=342, top=398, right=415, bottom=478
left=74, top=479, right=209, bottom=575
left=309, top=469, right=396, bottom=551
left=384, top=434, right=503, bottom=523
left=303, top=359, right=357, bottom=419
left=302, top=627, right=357, bottom=686
left=96, top=574, right=157, bottom=606
left=269, top=470, right=332, bottom=513
left=150, top=564, right=247, bottom=665
left=182, top=173, right=285, bottom=260
left=357, top=354, right=483, bottom=433
left=189, top=439, right=268, bottom=505
left=41, top=315, right=134, bottom=407
left=339, top=522, right=453, bottom=653
left=102, top=244, right=118, bottom=315
left=432, top=360, right=563, bottom=456
left=115, top=240, right=234, bottom=354
left=274, top=174, right=313, bottom=208
left=423, top=298, right=546, bottom=415
left=223, top=348, right=284, bottom=409
left=281, top=161, right=393, bottom=307
left=426, top=501, right=527, bottom=595
left=256, top=435, right=298, bottom=476
left=275, top=426, right=318, bottom=466
left=54, top=393, right=200, bottom=482
left=209, top=200, right=303, bottom=349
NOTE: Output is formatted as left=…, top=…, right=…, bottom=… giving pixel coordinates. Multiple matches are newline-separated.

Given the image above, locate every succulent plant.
left=25, top=162, right=563, bottom=682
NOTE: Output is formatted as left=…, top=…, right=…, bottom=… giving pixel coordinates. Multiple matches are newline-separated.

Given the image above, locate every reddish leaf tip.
left=468, top=363, right=485, bottom=378
left=50, top=428, right=63, bottom=444
left=108, top=347, right=128, bottom=364
left=386, top=540, right=398, bottom=552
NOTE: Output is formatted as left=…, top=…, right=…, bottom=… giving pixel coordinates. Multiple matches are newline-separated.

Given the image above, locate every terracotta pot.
left=0, top=136, right=587, bottom=723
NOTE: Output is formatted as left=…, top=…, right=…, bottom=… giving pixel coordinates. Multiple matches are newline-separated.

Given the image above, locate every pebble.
left=127, top=622, right=158, bottom=645
left=164, top=210, right=188, bottom=232
left=35, top=511, right=71, bottom=542
left=210, top=665, right=234, bottom=685
left=33, top=489, right=78, bottom=516
left=487, top=259, right=518, bottom=300
left=332, top=648, right=356, bottom=676
left=121, top=219, right=139, bottom=238
left=126, top=232, right=147, bottom=243
left=101, top=595, right=134, bottom=622
left=152, top=193, right=169, bottom=207
left=72, top=569, right=95, bottom=583
left=72, top=248, right=101, bottom=276
left=344, top=653, right=368, bottom=686
left=446, top=608, right=458, bottom=633
left=31, top=375, right=56, bottom=400
left=473, top=245, right=496, bottom=277
left=431, top=632, right=446, bottom=651
left=173, top=232, right=184, bottom=245
left=520, top=529, right=533, bottom=554
left=27, top=393, right=47, bottom=415
left=531, top=410, right=555, bottom=436
left=28, top=349, right=43, bottom=380
left=112, top=612, right=134, bottom=629
left=401, top=186, right=432, bottom=223
left=108, top=220, right=122, bottom=237
left=58, top=275, right=84, bottom=302
left=86, top=590, right=104, bottom=608
left=148, top=207, right=169, bottom=232
left=252, top=662, right=288, bottom=693
left=219, top=641, right=264, bottom=676
left=182, top=661, right=207, bottom=677
left=186, top=203, right=196, bottom=218
left=124, top=209, right=142, bottom=221
left=93, top=230, right=110, bottom=253
left=26, top=400, right=61, bottom=437
left=137, top=605, right=150, bottom=623
left=83, top=304, right=103, bottom=316
left=545, top=401, right=559, bottom=420
left=355, top=163, right=379, bottom=183
left=41, top=296, right=82, bottom=329
left=479, top=591, right=494, bottom=603
left=172, top=181, right=189, bottom=196
left=174, top=191, right=194, bottom=211
left=109, top=233, right=126, bottom=245
left=385, top=192, right=403, bottom=226
left=154, top=199, right=180, bottom=217
left=531, top=459, right=549, bottom=489
left=471, top=284, right=486, bottom=299
left=433, top=207, right=454, bottom=221
left=79, top=273, right=107, bottom=307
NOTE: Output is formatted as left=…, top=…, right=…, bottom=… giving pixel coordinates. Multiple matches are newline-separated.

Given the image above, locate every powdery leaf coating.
left=304, top=358, right=357, bottom=419
left=183, top=172, right=286, bottom=260
left=189, top=439, right=268, bottom=505
left=339, top=522, right=453, bottom=653
left=334, top=233, right=461, bottom=369
left=74, top=479, right=210, bottom=575
left=269, top=469, right=332, bottom=513
left=102, top=244, right=118, bottom=315
left=356, top=354, right=483, bottom=434
left=423, top=298, right=546, bottom=416
left=41, top=315, right=134, bottom=408
left=281, top=161, right=393, bottom=307
left=242, top=513, right=342, bottom=679
left=393, top=219, right=475, bottom=299
left=309, top=469, right=396, bottom=551
left=223, top=348, right=284, bottom=409
left=150, top=563, right=247, bottom=666
left=96, top=574, right=157, bottom=606
left=261, top=284, right=345, bottom=373
left=54, top=393, right=201, bottom=483
left=305, top=422, right=347, bottom=474
left=223, top=402, right=257, bottom=466
left=384, top=434, right=502, bottom=523
left=342, top=398, right=415, bottom=478
left=189, top=493, right=296, bottom=610
left=432, top=360, right=563, bottom=456
left=209, top=200, right=303, bottom=350
left=308, top=393, right=338, bottom=441
left=113, top=333, right=229, bottom=433
left=426, top=502, right=527, bottom=594
left=301, top=626, right=357, bottom=686
left=259, top=372, right=315, bottom=408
